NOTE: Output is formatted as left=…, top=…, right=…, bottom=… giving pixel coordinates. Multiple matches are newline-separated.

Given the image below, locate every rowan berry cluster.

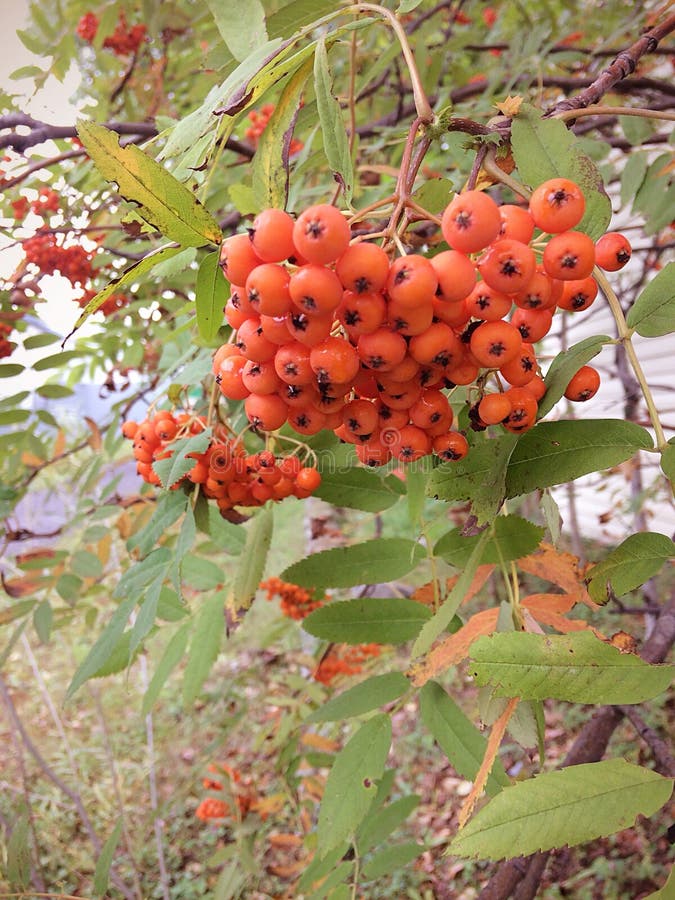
left=22, top=234, right=94, bottom=286
left=314, top=643, right=382, bottom=686
left=195, top=764, right=254, bottom=822
left=121, top=409, right=322, bottom=511
left=76, top=11, right=147, bottom=56
left=244, top=104, right=304, bottom=155
left=214, top=182, right=630, bottom=461
left=0, top=322, right=14, bottom=360
left=260, top=576, right=324, bottom=620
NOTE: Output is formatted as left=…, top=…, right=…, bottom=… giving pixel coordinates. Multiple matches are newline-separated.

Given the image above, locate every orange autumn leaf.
left=251, top=793, right=286, bottom=819
left=21, top=451, right=45, bottom=468
left=521, top=591, right=583, bottom=616
left=412, top=565, right=494, bottom=608
left=268, top=833, right=303, bottom=849
left=458, top=697, right=518, bottom=828
left=408, top=607, right=500, bottom=686
left=53, top=428, right=66, bottom=457
left=518, top=543, right=596, bottom=608
left=300, top=732, right=339, bottom=753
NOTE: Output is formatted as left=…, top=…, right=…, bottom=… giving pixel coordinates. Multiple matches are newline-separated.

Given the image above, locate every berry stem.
left=593, top=267, right=668, bottom=452
left=481, top=146, right=531, bottom=201
left=555, top=105, right=675, bottom=124
left=353, top=3, right=434, bottom=123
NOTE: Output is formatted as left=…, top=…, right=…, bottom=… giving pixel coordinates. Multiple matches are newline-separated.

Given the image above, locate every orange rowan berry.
left=477, top=238, right=537, bottom=294
left=499, top=342, right=539, bottom=387
left=557, top=276, right=598, bottom=312
left=409, top=388, right=453, bottom=431
left=432, top=296, right=470, bottom=329
left=292, top=204, right=350, bottom=265
left=510, top=307, right=554, bottom=343
left=242, top=359, right=283, bottom=395
left=236, top=317, right=278, bottom=362
left=408, top=322, right=463, bottom=368
left=529, top=178, right=585, bottom=233
left=336, top=242, right=390, bottom=294
left=121, top=420, right=138, bottom=439
left=357, top=328, right=408, bottom=372
left=498, top=204, right=535, bottom=244
left=285, top=311, right=333, bottom=347
left=469, top=320, right=523, bottom=368
left=337, top=291, right=387, bottom=337
left=432, top=431, right=469, bottom=461
left=441, top=190, right=502, bottom=253
left=295, top=466, right=322, bottom=492
left=245, top=263, right=291, bottom=317
left=260, top=314, right=294, bottom=345
left=502, top=386, right=538, bottom=433
left=220, top=233, right=263, bottom=285
left=512, top=270, right=557, bottom=311
left=386, top=254, right=438, bottom=307
left=287, top=405, right=327, bottom=435
left=390, top=424, right=432, bottom=462
left=594, top=232, right=632, bottom=271
left=343, top=398, right=379, bottom=437
left=289, top=264, right=343, bottom=316
left=274, top=342, right=314, bottom=385
left=543, top=231, right=596, bottom=280
left=564, top=365, right=600, bottom=401
left=465, top=282, right=512, bottom=321
left=250, top=208, right=296, bottom=262
left=244, top=393, right=289, bottom=431
left=430, top=249, right=477, bottom=303
left=386, top=297, right=434, bottom=336
left=309, top=336, right=360, bottom=385
left=478, top=392, right=512, bottom=425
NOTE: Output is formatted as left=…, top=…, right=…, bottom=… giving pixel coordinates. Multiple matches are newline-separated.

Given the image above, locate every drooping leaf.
left=93, top=818, right=123, bottom=896
left=505, top=420, right=653, bottom=497
left=252, top=55, right=313, bottom=210
left=76, top=121, right=222, bottom=247
left=205, top=0, right=267, bottom=61
left=127, top=491, right=188, bottom=558
left=427, top=433, right=518, bottom=524
left=585, top=532, right=675, bottom=605
left=317, top=714, right=392, bottom=853
left=66, top=243, right=183, bottom=334
left=539, top=335, right=611, bottom=418
left=449, top=759, right=673, bottom=861
left=510, top=103, right=611, bottom=238
left=469, top=631, right=674, bottom=704
left=661, top=440, right=675, bottom=487
left=142, top=622, right=191, bottom=715
left=183, top=590, right=226, bottom=705
left=357, top=795, right=421, bottom=855
left=67, top=595, right=136, bottom=699
left=282, top=538, right=424, bottom=590
left=306, top=672, right=410, bottom=723
left=6, top=813, right=30, bottom=888
left=303, top=597, right=431, bottom=645
left=313, top=466, right=399, bottom=513
left=195, top=250, right=228, bottom=342
left=419, top=682, right=510, bottom=797
left=626, top=262, right=675, bottom=337
left=434, top=516, right=545, bottom=569
left=410, top=608, right=500, bottom=685
left=314, top=37, right=354, bottom=203
left=230, top=504, right=273, bottom=614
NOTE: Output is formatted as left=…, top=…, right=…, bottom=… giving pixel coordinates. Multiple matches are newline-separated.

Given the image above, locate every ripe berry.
left=220, top=233, right=263, bottom=285
left=292, top=204, right=350, bottom=265
left=478, top=393, right=512, bottom=425
left=386, top=254, right=438, bottom=307
left=357, top=328, right=408, bottom=371
left=245, top=263, right=291, bottom=317
left=557, top=276, right=598, bottom=312
left=528, top=178, right=585, bottom=233
left=594, top=232, right=632, bottom=271
left=441, top=190, right=502, bottom=253
left=498, top=204, right=535, bottom=244
left=564, top=365, right=600, bottom=401
left=408, top=322, right=463, bottom=368
left=477, top=238, right=536, bottom=294
left=250, top=208, right=296, bottom=262
left=309, top=336, right=360, bottom=385
left=429, top=249, right=477, bottom=303
left=289, top=264, right=343, bottom=316
left=469, top=320, right=523, bottom=368
left=244, top=393, right=289, bottom=431
left=543, top=231, right=596, bottom=280
left=465, top=282, right=512, bottom=321
left=432, top=431, right=469, bottom=461
left=336, top=242, right=390, bottom=293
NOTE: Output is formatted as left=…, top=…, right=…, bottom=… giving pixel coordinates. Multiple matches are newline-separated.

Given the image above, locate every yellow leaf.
left=300, top=732, right=340, bottom=753
left=495, top=95, right=523, bottom=117
left=97, top=533, right=112, bottom=568
left=21, top=451, right=44, bottom=467
left=53, top=429, right=66, bottom=457
left=84, top=416, right=102, bottom=450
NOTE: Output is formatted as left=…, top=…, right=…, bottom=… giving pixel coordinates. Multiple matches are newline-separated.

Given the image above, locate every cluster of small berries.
left=11, top=188, right=60, bottom=223
left=121, top=409, right=322, bottom=511
left=195, top=764, right=254, bottom=822
left=76, top=12, right=147, bottom=56
left=22, top=233, right=94, bottom=286
left=244, top=104, right=304, bottom=155
left=260, top=576, right=324, bottom=620
left=214, top=182, right=630, bottom=460
left=76, top=288, right=129, bottom=317
left=314, top=643, right=382, bottom=686
left=0, top=322, right=14, bottom=360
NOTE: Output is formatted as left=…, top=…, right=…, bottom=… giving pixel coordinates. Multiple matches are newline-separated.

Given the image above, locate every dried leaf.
left=458, top=697, right=519, bottom=828
left=495, top=95, right=523, bottom=117
left=53, top=429, right=66, bottom=457
left=84, top=415, right=103, bottom=450
left=518, top=543, right=595, bottom=607
left=412, top=565, right=494, bottom=607
left=300, top=732, right=340, bottom=753
left=21, top=451, right=44, bottom=467
left=409, top=608, right=500, bottom=686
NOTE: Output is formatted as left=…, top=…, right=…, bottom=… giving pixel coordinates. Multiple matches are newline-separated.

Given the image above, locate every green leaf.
left=317, top=714, right=392, bottom=853
left=93, top=818, right=123, bottom=897
left=0, top=364, right=24, bottom=378
left=449, top=759, right=673, bottom=861
left=434, top=516, right=545, bottom=569
left=194, top=494, right=245, bottom=553
left=67, top=243, right=184, bottom=333
left=195, top=250, right=228, bottom=342
left=469, top=631, right=674, bottom=704
left=76, top=121, right=222, bottom=247
left=6, top=813, right=30, bottom=888
left=182, top=554, right=224, bottom=591
left=33, top=350, right=84, bottom=371
left=314, top=37, right=353, bottom=203
left=142, top=622, right=191, bottom=714
left=282, top=538, right=424, bottom=590
left=357, top=795, right=421, bottom=854
left=267, top=0, right=337, bottom=40
left=362, top=842, right=425, bottom=880
left=313, top=467, right=399, bottom=513
left=231, top=504, right=273, bottom=612
left=152, top=429, right=212, bottom=490
left=33, top=600, right=52, bottom=643
left=127, top=491, right=188, bottom=558
left=113, top=547, right=171, bottom=601
left=621, top=152, right=649, bottom=207
left=626, top=263, right=675, bottom=337
left=405, top=463, right=429, bottom=526
left=253, top=55, right=313, bottom=210
left=128, top=576, right=163, bottom=659
left=511, top=103, right=611, bottom=239
left=183, top=590, right=226, bottom=705
left=22, top=332, right=60, bottom=350
left=412, top=177, right=454, bottom=215
left=539, top=335, right=611, bottom=418
left=35, top=384, right=74, bottom=399
left=661, top=440, right=675, bottom=487
left=0, top=409, right=30, bottom=426
left=306, top=672, right=410, bottom=723
left=304, top=597, right=431, bottom=645
left=412, top=529, right=491, bottom=657
left=585, top=532, right=675, bottom=604
left=67, top=596, right=136, bottom=699
left=420, top=682, right=510, bottom=797
left=427, top=434, right=518, bottom=525
left=505, top=419, right=653, bottom=497
left=206, top=0, right=267, bottom=61
left=397, top=0, right=426, bottom=11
